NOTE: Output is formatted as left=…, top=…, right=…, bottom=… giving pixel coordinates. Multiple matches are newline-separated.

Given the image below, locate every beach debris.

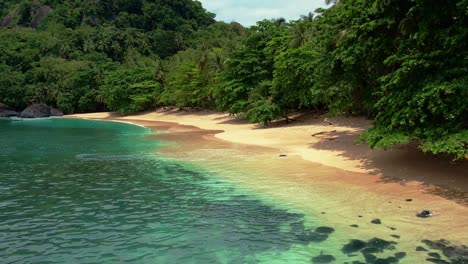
left=278, top=154, right=287, bottom=157
left=417, top=210, right=433, bottom=218
left=311, top=130, right=336, bottom=137
left=371, top=218, right=382, bottom=224
left=350, top=224, right=359, bottom=228
left=405, top=198, right=413, bottom=202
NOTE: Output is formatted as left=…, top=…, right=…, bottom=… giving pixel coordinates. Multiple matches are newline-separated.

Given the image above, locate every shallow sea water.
left=0, top=118, right=465, bottom=263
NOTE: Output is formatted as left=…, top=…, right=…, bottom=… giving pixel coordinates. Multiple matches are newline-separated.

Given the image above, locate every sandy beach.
left=66, top=109, right=468, bottom=253
left=67, top=108, right=468, bottom=195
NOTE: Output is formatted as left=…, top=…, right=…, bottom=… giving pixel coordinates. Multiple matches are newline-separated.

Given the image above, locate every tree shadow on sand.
left=308, top=130, right=468, bottom=204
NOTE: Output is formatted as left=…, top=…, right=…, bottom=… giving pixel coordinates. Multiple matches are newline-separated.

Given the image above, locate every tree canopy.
left=0, top=0, right=466, bottom=158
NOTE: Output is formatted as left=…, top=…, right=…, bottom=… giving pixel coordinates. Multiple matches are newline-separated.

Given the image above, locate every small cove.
left=0, top=118, right=466, bottom=263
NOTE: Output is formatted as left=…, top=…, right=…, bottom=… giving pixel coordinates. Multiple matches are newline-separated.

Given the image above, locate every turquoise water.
left=0, top=118, right=463, bottom=264
left=0, top=118, right=335, bottom=263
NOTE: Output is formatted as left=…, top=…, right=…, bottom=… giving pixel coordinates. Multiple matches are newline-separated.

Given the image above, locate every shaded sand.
left=66, top=110, right=468, bottom=259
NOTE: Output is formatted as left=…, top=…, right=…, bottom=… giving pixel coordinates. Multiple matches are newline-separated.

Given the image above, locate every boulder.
left=30, top=6, right=53, bottom=28
left=20, top=104, right=51, bottom=118
left=50, top=107, right=63, bottom=116
left=0, top=109, right=19, bottom=117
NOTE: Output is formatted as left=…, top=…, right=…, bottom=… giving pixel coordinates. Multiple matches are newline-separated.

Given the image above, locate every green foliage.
left=0, top=0, right=466, bottom=158
left=100, top=68, right=160, bottom=113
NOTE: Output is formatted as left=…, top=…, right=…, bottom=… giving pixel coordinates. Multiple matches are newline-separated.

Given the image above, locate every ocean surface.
left=0, top=118, right=463, bottom=263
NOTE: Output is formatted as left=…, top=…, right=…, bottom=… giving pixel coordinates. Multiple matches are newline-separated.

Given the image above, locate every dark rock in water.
left=428, top=252, right=442, bottom=259
left=50, top=107, right=63, bottom=116
left=443, top=245, right=468, bottom=261
left=395, top=252, right=407, bottom=259
left=297, top=231, right=328, bottom=244
left=416, top=246, right=428, bottom=252
left=426, top=258, right=450, bottom=264
left=315, top=226, right=335, bottom=234
left=358, top=215, right=363, bottom=218
left=363, top=253, right=377, bottom=263
left=342, top=239, right=367, bottom=254
left=361, top=247, right=380, bottom=254
left=390, top=235, right=400, bottom=239
left=311, top=254, right=336, bottom=263
left=350, top=224, right=359, bottom=228
left=0, top=109, right=18, bottom=117
left=422, top=239, right=447, bottom=250
left=417, top=210, right=433, bottom=218
left=371, top=218, right=382, bottom=224
left=20, top=104, right=51, bottom=118
left=405, top=198, right=413, bottom=202
left=367, top=237, right=397, bottom=252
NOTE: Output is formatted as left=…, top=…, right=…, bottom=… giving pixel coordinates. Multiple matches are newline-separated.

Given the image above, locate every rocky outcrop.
left=19, top=104, right=64, bottom=118
left=30, top=6, right=53, bottom=28
left=0, top=14, right=13, bottom=27
left=20, top=104, right=50, bottom=118
left=0, top=109, right=19, bottom=117
left=50, top=107, right=63, bottom=116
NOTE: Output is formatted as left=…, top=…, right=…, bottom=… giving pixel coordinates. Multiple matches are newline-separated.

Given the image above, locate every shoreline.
left=65, top=110, right=468, bottom=250
left=66, top=109, right=468, bottom=196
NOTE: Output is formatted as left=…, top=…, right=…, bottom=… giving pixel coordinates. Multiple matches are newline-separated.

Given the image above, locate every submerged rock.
left=363, top=253, right=377, bottom=263
left=371, top=218, right=382, bottom=224
left=342, top=239, right=367, bottom=254
left=315, top=226, right=335, bottom=234
left=366, top=237, right=397, bottom=252
left=416, top=246, right=428, bottom=252
left=426, top=258, right=450, bottom=264
left=395, top=252, right=407, bottom=259
left=311, top=254, right=336, bottom=263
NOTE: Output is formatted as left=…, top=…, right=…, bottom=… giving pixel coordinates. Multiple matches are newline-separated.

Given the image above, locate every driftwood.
left=312, top=130, right=337, bottom=137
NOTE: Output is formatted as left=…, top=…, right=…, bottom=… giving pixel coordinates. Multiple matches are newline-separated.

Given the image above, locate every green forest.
left=0, top=0, right=467, bottom=158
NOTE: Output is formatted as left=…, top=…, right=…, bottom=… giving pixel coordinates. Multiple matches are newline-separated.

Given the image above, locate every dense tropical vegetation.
left=0, top=0, right=466, bottom=158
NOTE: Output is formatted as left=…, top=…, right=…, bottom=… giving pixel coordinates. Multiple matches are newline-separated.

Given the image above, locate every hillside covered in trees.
left=0, top=0, right=467, bottom=159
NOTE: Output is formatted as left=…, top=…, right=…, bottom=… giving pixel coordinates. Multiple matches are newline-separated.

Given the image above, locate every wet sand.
left=66, top=109, right=468, bottom=257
